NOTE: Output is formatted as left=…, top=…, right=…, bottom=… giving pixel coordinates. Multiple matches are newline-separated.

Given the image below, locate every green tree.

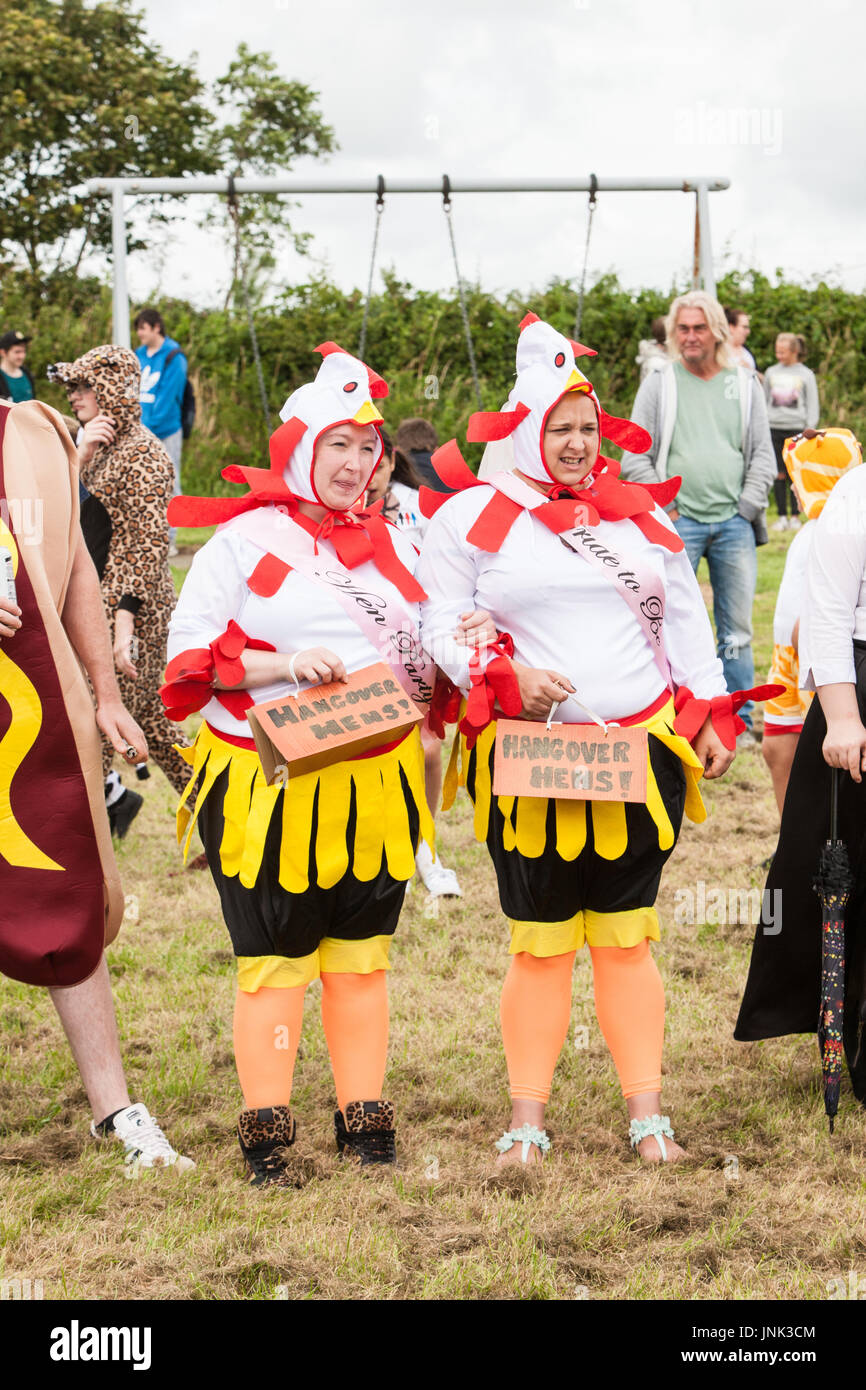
left=205, top=42, right=336, bottom=308
left=0, top=0, right=217, bottom=285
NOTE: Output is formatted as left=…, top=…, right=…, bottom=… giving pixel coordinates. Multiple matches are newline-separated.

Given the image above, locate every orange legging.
left=500, top=941, right=665, bottom=1103
left=233, top=971, right=389, bottom=1113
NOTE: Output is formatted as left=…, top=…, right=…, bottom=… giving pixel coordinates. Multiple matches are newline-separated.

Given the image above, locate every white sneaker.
left=415, top=840, right=462, bottom=898
left=169, top=542, right=179, bottom=558
left=788, top=516, right=801, bottom=529
left=736, top=729, right=758, bottom=751
left=771, top=518, right=788, bottom=532
left=91, top=1103, right=195, bottom=1173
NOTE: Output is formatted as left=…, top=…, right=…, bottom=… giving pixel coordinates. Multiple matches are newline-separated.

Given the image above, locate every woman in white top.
left=161, top=343, right=490, bottom=1185
left=764, top=334, right=820, bottom=529
left=418, top=316, right=764, bottom=1167
left=736, top=447, right=866, bottom=1107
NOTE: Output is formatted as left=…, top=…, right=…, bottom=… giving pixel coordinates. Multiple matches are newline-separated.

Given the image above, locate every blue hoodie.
left=135, top=336, right=187, bottom=439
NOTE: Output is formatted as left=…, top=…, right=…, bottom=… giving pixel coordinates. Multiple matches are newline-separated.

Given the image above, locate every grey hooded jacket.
left=619, top=362, right=776, bottom=541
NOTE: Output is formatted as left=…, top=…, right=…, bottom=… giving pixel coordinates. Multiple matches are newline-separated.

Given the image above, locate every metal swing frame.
left=86, top=174, right=730, bottom=350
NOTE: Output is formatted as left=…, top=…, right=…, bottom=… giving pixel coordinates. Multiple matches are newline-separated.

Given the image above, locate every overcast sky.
left=119, top=0, right=865, bottom=310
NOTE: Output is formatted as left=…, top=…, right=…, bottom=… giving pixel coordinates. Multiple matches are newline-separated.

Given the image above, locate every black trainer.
left=108, top=788, right=143, bottom=840
left=237, top=1105, right=298, bottom=1189
left=334, top=1099, right=397, bottom=1166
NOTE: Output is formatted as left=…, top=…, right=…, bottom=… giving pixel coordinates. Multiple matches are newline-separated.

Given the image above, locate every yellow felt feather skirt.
left=442, top=697, right=706, bottom=860
left=175, top=722, right=434, bottom=892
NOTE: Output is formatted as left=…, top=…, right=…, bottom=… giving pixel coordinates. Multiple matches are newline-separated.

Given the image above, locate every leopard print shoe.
left=237, top=1105, right=298, bottom=1188
left=334, top=1099, right=397, bottom=1167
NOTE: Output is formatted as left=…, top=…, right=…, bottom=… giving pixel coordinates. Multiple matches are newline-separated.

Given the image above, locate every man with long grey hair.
left=619, top=290, right=775, bottom=747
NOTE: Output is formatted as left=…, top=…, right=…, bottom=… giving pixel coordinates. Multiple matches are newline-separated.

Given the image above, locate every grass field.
left=3, top=518, right=864, bottom=1303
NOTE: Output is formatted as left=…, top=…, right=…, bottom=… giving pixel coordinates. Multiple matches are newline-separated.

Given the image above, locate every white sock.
left=104, top=770, right=124, bottom=808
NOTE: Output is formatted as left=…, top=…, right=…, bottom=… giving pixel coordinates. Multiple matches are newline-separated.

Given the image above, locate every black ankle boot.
left=334, top=1100, right=397, bottom=1166
left=237, top=1105, right=297, bottom=1188
left=108, top=788, right=144, bottom=840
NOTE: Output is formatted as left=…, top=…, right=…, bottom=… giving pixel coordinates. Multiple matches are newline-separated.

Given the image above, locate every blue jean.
left=674, top=513, right=757, bottom=730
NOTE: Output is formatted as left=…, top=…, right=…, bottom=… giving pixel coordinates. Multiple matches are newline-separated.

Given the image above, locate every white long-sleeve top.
left=800, top=466, right=866, bottom=690
left=772, top=521, right=814, bottom=647
left=416, top=486, right=727, bottom=723
left=167, top=511, right=422, bottom=740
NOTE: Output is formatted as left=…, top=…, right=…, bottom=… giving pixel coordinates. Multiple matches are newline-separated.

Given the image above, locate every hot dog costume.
left=417, top=315, right=777, bottom=1158
left=161, top=344, right=433, bottom=1177
left=0, top=400, right=124, bottom=987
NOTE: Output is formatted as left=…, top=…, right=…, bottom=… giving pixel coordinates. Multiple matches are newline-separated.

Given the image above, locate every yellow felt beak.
left=353, top=400, right=383, bottom=426
left=565, top=367, right=591, bottom=393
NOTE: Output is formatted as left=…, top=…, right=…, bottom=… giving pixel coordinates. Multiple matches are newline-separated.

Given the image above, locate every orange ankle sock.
left=233, top=983, right=306, bottom=1110
left=320, top=971, right=389, bottom=1114
left=589, top=941, right=664, bottom=1097
left=500, top=950, right=576, bottom=1103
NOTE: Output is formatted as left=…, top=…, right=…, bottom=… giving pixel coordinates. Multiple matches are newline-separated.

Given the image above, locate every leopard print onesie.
left=50, top=345, right=190, bottom=793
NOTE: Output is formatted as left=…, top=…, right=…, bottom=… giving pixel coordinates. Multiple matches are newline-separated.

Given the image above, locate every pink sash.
left=228, top=509, right=436, bottom=706
left=488, top=471, right=673, bottom=688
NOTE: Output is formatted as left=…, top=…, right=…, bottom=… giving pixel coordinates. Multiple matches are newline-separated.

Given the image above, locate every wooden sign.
left=493, top=720, right=648, bottom=802
left=247, top=660, right=425, bottom=783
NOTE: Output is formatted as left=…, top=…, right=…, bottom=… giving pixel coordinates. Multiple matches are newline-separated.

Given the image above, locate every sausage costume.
left=417, top=315, right=775, bottom=1160
left=0, top=400, right=123, bottom=986
left=161, top=344, right=433, bottom=1180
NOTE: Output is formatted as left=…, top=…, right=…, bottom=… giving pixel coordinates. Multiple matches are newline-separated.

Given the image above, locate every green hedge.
left=4, top=266, right=864, bottom=497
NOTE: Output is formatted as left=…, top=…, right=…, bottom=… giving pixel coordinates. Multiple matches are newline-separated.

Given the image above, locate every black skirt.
left=734, top=643, right=866, bottom=1101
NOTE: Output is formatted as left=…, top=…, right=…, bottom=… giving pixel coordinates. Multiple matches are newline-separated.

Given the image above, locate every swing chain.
left=227, top=174, right=272, bottom=435
left=574, top=173, right=598, bottom=340
left=442, top=175, right=483, bottom=410
left=359, top=175, right=386, bottom=360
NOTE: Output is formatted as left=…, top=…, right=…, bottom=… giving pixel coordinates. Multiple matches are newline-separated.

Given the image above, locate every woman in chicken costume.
left=417, top=315, right=779, bottom=1165
left=161, top=343, right=489, bottom=1185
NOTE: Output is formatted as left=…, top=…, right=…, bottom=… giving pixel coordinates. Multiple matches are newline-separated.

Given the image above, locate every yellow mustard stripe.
left=554, top=797, right=587, bottom=860
left=176, top=722, right=428, bottom=889
left=315, top=758, right=352, bottom=889
left=583, top=907, right=660, bottom=948
left=237, top=951, right=321, bottom=992
left=590, top=799, right=628, bottom=860
left=318, top=934, right=392, bottom=974
left=0, top=649, right=63, bottom=870
left=457, top=698, right=707, bottom=860
left=508, top=913, right=585, bottom=956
